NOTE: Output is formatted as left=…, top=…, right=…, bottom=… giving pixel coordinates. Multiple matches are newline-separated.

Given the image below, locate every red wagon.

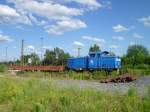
left=9, top=65, right=65, bottom=72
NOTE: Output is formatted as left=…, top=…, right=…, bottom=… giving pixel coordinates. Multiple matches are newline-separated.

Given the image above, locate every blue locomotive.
left=67, top=51, right=121, bottom=71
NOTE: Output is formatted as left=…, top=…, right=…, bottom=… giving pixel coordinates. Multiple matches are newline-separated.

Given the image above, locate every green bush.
left=91, top=71, right=107, bottom=79
left=67, top=71, right=90, bottom=80
left=0, top=65, right=7, bottom=73
left=134, top=64, right=150, bottom=69
left=126, top=68, right=150, bottom=76
left=16, top=71, right=25, bottom=75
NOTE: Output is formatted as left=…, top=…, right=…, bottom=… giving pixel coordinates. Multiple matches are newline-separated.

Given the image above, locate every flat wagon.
left=9, top=65, right=65, bottom=72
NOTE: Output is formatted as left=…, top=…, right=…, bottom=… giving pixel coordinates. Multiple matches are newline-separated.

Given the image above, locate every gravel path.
left=54, top=76, right=150, bottom=96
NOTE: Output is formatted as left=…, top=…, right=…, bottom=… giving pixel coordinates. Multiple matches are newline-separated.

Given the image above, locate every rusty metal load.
left=100, top=74, right=137, bottom=83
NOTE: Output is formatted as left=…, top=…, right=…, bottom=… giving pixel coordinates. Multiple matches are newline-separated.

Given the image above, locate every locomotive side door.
left=97, top=53, right=102, bottom=70
left=88, top=53, right=98, bottom=70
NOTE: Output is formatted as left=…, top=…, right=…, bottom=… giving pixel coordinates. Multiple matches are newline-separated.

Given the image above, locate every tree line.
left=2, top=44, right=150, bottom=69
left=19, top=47, right=70, bottom=66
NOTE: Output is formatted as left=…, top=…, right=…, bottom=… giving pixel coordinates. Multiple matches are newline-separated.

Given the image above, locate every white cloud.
left=40, top=0, right=104, bottom=10
left=130, top=41, right=135, bottom=45
left=0, top=4, right=19, bottom=17
left=0, top=4, right=31, bottom=25
left=27, top=45, right=35, bottom=50
left=8, top=0, right=82, bottom=20
left=110, top=45, right=120, bottom=49
left=113, top=24, right=128, bottom=32
left=138, top=16, right=150, bottom=27
left=112, top=36, right=124, bottom=40
left=82, top=36, right=105, bottom=43
left=3, top=0, right=107, bottom=35
left=0, top=34, right=12, bottom=42
left=28, top=13, right=39, bottom=24
left=25, top=45, right=35, bottom=54
left=133, top=33, right=144, bottom=39
left=73, top=41, right=84, bottom=47
left=46, top=19, right=87, bottom=35
left=68, top=0, right=102, bottom=10
left=102, top=1, right=112, bottom=9
left=6, top=0, right=90, bottom=34
left=42, top=46, right=53, bottom=50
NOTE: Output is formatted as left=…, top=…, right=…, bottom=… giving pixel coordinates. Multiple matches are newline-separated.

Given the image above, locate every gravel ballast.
left=54, top=76, right=150, bottom=96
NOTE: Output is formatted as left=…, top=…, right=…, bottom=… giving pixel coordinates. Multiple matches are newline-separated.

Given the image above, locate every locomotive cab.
left=88, top=51, right=121, bottom=71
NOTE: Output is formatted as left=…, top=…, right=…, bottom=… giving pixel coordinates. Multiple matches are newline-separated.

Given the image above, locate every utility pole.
left=40, top=37, right=43, bottom=60
left=77, top=47, right=81, bottom=57
left=40, top=37, right=44, bottom=65
left=21, top=39, right=24, bottom=66
left=5, top=46, right=8, bottom=62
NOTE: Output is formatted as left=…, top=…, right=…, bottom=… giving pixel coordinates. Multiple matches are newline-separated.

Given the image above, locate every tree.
left=43, top=47, right=70, bottom=65
left=43, top=50, right=55, bottom=65
left=124, top=44, right=149, bottom=66
left=127, top=45, right=149, bottom=57
left=23, top=53, right=40, bottom=65
left=54, top=47, right=70, bottom=65
left=145, top=56, right=150, bottom=65
left=89, top=44, right=101, bottom=52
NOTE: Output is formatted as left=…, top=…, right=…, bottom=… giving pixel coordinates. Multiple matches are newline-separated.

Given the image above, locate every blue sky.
left=0, top=0, right=150, bottom=61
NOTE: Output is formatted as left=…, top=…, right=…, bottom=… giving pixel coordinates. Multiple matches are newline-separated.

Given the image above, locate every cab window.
left=90, top=54, right=95, bottom=58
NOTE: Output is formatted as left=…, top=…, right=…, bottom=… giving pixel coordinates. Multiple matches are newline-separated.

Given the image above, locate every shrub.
left=0, top=65, right=7, bottom=73
left=91, top=71, right=107, bottom=79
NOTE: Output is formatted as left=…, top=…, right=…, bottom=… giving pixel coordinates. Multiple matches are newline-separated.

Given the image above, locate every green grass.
left=127, top=68, right=150, bottom=76
left=120, top=67, right=150, bottom=76
left=15, top=68, right=150, bottom=81
left=121, top=64, right=150, bottom=76
left=0, top=65, right=7, bottom=73
left=0, top=77, right=149, bottom=112
left=16, top=70, right=120, bottom=80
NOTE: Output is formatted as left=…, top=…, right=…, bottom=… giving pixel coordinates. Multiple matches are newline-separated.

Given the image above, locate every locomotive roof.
left=89, top=51, right=109, bottom=55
